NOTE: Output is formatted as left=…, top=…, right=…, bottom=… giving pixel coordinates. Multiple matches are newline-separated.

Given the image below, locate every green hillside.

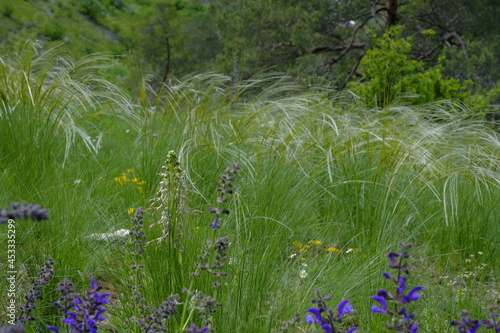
left=0, top=0, right=127, bottom=55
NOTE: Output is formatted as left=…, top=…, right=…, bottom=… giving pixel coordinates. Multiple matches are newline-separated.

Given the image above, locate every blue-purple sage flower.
left=450, top=309, right=482, bottom=333
left=481, top=305, right=500, bottom=331
left=185, top=323, right=212, bottom=333
left=48, top=276, right=110, bottom=333
left=451, top=306, right=500, bottom=333
left=0, top=202, right=49, bottom=223
left=369, top=243, right=421, bottom=332
left=18, top=258, right=55, bottom=323
left=208, top=163, right=241, bottom=229
left=304, top=290, right=357, bottom=333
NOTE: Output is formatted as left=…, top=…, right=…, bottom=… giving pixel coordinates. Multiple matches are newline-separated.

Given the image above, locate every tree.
left=130, top=0, right=222, bottom=82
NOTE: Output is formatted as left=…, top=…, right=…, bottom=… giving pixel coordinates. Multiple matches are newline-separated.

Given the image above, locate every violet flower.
left=305, top=290, right=357, bottom=333
left=369, top=243, right=421, bottom=332
left=48, top=277, right=110, bottom=333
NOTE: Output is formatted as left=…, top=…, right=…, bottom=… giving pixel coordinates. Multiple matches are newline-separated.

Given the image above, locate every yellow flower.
left=127, top=169, right=134, bottom=173
left=297, top=245, right=310, bottom=253
left=326, top=247, right=340, bottom=253
left=127, top=208, right=135, bottom=215
left=132, top=178, right=147, bottom=185
left=292, top=241, right=303, bottom=248
left=114, top=175, right=128, bottom=185
left=308, top=240, right=322, bottom=245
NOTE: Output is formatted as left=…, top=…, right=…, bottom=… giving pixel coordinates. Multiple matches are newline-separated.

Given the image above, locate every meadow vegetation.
left=0, top=40, right=499, bottom=332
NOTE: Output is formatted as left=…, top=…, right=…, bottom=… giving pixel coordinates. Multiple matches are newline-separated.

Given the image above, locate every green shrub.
left=1, top=4, right=14, bottom=17
left=77, top=0, right=106, bottom=21
left=348, top=26, right=473, bottom=108
left=41, top=21, right=65, bottom=41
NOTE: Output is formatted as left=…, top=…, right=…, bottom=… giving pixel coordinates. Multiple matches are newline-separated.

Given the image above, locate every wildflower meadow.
left=0, top=44, right=499, bottom=332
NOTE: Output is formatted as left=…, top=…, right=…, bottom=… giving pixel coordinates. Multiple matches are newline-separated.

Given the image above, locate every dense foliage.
left=1, top=0, right=500, bottom=108
left=0, top=1, right=499, bottom=332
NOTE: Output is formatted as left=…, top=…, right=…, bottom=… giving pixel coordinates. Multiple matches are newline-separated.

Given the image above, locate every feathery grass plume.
left=17, top=258, right=55, bottom=323
left=0, top=202, right=49, bottom=223
left=369, top=243, right=421, bottom=332
left=148, top=150, right=198, bottom=246
left=0, top=40, right=137, bottom=166
left=47, top=277, right=111, bottom=333
left=303, top=290, right=357, bottom=333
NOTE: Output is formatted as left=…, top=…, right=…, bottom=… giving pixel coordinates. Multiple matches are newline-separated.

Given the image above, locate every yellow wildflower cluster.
left=292, top=241, right=310, bottom=253
left=114, top=169, right=147, bottom=195
left=326, top=247, right=341, bottom=253
left=290, top=240, right=361, bottom=258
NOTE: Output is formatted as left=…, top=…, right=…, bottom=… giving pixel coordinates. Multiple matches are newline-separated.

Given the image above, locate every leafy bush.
left=77, top=0, right=106, bottom=21
left=41, top=21, right=65, bottom=41
left=348, top=27, right=473, bottom=108
left=1, top=4, right=13, bottom=17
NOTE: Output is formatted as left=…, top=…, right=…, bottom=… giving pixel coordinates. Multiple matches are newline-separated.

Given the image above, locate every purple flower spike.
left=377, top=289, right=389, bottom=298
left=387, top=251, right=399, bottom=262
left=47, top=326, right=60, bottom=333
left=210, top=217, right=220, bottom=228
left=411, top=325, right=419, bottom=333
left=469, top=323, right=482, bottom=333
left=305, top=314, right=320, bottom=324
left=401, top=286, right=422, bottom=303
left=397, top=276, right=407, bottom=295
left=401, top=307, right=415, bottom=320
left=370, top=295, right=387, bottom=314
left=320, top=323, right=332, bottom=333
left=347, top=327, right=358, bottom=333
left=382, top=272, right=392, bottom=279
left=306, top=307, right=322, bottom=324
left=337, top=299, right=354, bottom=317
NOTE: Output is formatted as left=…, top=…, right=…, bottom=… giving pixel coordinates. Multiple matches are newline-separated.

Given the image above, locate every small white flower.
left=346, top=248, right=354, bottom=253
left=74, top=179, right=82, bottom=184
left=299, top=270, right=308, bottom=278
left=288, top=253, right=297, bottom=259
left=301, top=263, right=307, bottom=267
left=477, top=251, right=484, bottom=255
